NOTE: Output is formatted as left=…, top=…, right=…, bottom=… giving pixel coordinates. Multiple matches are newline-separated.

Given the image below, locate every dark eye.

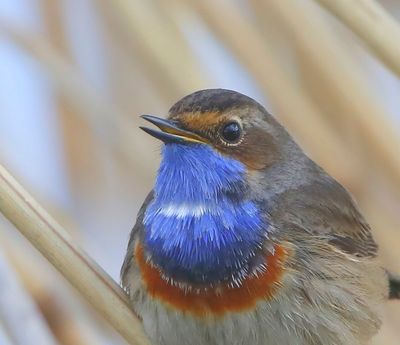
left=221, top=122, right=242, bottom=143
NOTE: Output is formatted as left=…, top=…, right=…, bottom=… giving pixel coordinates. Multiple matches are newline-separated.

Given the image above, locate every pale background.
left=0, top=0, right=399, bottom=344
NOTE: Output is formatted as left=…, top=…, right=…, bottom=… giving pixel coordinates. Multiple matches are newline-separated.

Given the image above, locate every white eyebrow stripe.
left=159, top=203, right=215, bottom=218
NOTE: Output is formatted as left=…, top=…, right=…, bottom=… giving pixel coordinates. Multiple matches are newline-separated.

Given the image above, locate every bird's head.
left=140, top=89, right=296, bottom=287
left=141, top=89, right=290, bottom=171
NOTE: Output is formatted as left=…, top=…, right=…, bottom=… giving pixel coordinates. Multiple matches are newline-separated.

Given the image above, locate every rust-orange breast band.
left=135, top=243, right=289, bottom=318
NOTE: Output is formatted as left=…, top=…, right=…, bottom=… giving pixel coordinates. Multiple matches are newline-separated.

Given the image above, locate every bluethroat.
left=121, top=89, right=399, bottom=345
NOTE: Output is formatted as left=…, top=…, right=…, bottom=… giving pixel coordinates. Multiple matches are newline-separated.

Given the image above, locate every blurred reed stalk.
left=265, top=0, right=400, bottom=193
left=0, top=322, right=13, bottom=345
left=0, top=164, right=151, bottom=345
left=0, top=21, right=154, bottom=178
left=0, top=234, right=106, bottom=345
left=314, top=0, right=400, bottom=78
left=98, top=0, right=209, bottom=102
left=0, top=250, right=59, bottom=345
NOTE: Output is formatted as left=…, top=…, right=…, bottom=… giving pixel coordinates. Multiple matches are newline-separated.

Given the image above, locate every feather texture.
left=143, top=144, right=268, bottom=284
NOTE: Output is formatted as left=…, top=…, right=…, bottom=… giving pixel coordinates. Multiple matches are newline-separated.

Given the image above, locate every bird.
left=121, top=89, right=399, bottom=345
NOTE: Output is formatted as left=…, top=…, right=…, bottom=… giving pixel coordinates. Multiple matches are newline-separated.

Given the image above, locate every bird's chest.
left=132, top=282, right=310, bottom=345
left=132, top=241, right=294, bottom=344
left=131, top=274, right=375, bottom=345
left=131, top=242, right=382, bottom=345
left=142, top=143, right=268, bottom=284
left=143, top=199, right=264, bottom=284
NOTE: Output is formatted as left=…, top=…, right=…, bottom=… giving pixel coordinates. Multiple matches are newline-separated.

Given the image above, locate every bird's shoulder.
left=269, top=174, right=378, bottom=258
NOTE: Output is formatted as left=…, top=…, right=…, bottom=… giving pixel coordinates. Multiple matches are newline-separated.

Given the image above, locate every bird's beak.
left=140, top=115, right=206, bottom=144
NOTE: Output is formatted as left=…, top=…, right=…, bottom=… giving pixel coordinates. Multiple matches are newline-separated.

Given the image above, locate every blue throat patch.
left=143, top=144, right=266, bottom=284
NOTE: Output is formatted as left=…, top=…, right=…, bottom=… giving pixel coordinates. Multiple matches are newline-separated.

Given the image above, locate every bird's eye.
left=221, top=121, right=242, bottom=144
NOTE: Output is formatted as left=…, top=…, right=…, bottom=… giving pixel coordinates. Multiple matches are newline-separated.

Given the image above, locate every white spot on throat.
left=159, top=203, right=216, bottom=218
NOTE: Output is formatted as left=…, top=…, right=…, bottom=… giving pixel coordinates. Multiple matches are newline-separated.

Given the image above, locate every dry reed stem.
left=0, top=165, right=151, bottom=345
left=314, top=0, right=400, bottom=78
left=0, top=234, right=105, bottom=345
